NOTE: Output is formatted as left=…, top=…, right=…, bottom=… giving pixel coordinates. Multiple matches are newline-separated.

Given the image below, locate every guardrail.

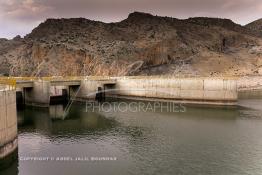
left=0, top=77, right=16, bottom=90
left=13, top=76, right=112, bottom=81
left=0, top=76, right=239, bottom=90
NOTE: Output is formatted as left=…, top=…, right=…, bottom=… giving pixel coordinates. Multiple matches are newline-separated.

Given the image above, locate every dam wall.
left=0, top=90, right=17, bottom=162
left=113, top=78, right=238, bottom=105
left=13, top=77, right=238, bottom=106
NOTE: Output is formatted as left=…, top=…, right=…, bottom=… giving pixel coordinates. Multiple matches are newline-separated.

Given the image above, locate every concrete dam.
left=0, top=76, right=238, bottom=164
left=13, top=77, right=238, bottom=106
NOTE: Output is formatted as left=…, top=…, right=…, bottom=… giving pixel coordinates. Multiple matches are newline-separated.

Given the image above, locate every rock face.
left=246, top=19, right=262, bottom=34
left=0, top=12, right=262, bottom=77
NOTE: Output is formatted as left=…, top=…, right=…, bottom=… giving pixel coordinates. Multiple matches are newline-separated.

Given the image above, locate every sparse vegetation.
left=0, top=12, right=262, bottom=77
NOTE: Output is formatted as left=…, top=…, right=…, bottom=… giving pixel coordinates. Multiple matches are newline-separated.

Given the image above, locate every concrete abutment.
left=0, top=90, right=18, bottom=169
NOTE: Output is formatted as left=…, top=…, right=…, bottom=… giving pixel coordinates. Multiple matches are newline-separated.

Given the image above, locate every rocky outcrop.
left=0, top=12, right=262, bottom=77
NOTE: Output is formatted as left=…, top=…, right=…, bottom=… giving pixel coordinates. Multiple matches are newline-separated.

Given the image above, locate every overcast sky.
left=0, top=0, right=262, bottom=39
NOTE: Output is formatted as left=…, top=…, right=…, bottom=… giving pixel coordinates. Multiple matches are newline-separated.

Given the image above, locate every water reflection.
left=1, top=97, right=262, bottom=175
left=0, top=149, right=18, bottom=175
left=49, top=105, right=65, bottom=120
left=239, top=90, right=262, bottom=99
left=238, top=90, right=262, bottom=119
left=17, top=104, right=119, bottom=139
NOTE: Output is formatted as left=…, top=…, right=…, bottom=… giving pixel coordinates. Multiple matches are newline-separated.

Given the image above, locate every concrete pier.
left=0, top=90, right=18, bottom=165
left=24, top=81, right=51, bottom=107
left=76, top=79, right=116, bottom=101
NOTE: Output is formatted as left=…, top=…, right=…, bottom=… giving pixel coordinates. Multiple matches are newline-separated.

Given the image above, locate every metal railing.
left=0, top=77, right=16, bottom=90
left=13, top=76, right=112, bottom=81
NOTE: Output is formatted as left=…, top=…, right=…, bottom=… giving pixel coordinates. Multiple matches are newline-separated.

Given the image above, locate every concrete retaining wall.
left=114, top=78, right=237, bottom=105
left=0, top=90, right=17, bottom=160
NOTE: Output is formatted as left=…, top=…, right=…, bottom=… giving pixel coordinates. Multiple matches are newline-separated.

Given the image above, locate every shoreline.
left=237, top=76, right=262, bottom=91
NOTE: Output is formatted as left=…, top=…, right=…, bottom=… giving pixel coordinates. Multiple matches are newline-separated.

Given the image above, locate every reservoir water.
left=1, top=92, right=262, bottom=175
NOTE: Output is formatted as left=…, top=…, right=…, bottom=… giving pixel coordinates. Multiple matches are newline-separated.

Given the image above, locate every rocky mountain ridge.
left=246, top=18, right=262, bottom=34
left=0, top=12, right=262, bottom=77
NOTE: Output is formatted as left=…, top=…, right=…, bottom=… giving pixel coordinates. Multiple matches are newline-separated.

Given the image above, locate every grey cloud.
left=0, top=0, right=261, bottom=38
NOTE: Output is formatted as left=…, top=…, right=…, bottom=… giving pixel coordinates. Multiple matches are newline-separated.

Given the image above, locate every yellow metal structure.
left=0, top=77, right=16, bottom=90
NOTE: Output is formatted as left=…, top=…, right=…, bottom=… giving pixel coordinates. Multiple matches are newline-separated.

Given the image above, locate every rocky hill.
left=246, top=18, right=262, bottom=34
left=0, top=12, right=262, bottom=77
